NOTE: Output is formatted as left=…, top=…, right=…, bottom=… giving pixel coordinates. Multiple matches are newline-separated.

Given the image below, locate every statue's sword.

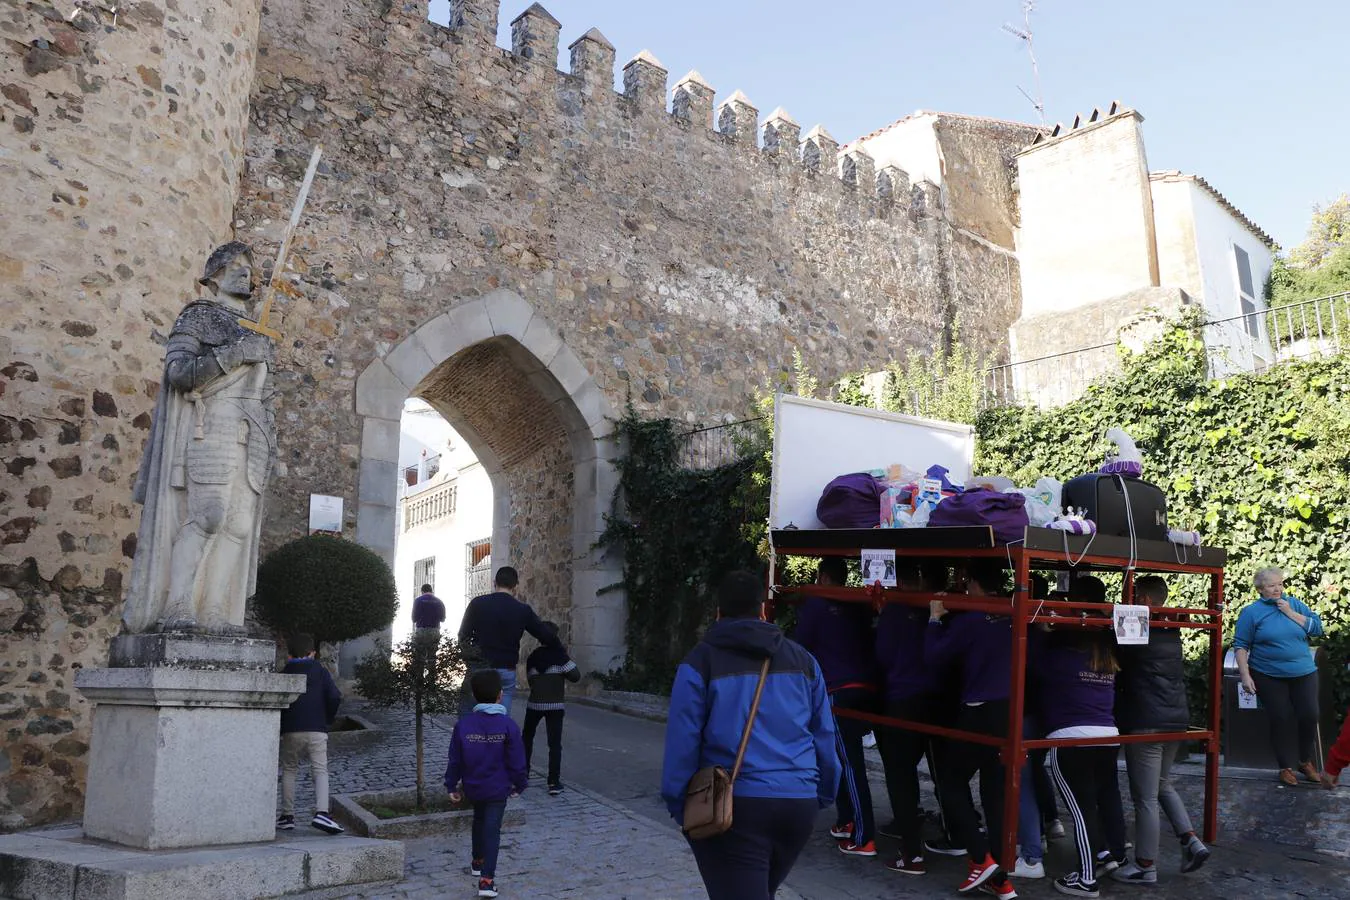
left=239, top=145, right=324, bottom=341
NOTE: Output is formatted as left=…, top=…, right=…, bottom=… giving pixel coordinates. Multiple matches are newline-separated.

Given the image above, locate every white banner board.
left=769, top=394, right=975, bottom=531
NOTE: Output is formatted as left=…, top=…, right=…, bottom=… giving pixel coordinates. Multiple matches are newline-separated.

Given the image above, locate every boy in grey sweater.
left=522, top=622, right=581, bottom=795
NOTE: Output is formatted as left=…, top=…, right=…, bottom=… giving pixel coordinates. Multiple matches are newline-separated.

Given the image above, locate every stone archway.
left=350, top=289, right=624, bottom=675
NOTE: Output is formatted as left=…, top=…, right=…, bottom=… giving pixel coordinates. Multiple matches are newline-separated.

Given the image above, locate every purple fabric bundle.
left=1099, top=459, right=1143, bottom=478
left=816, top=473, right=885, bottom=528
left=927, top=488, right=1030, bottom=545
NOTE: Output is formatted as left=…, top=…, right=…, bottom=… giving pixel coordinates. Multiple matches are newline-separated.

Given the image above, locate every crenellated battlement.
left=429, top=0, right=925, bottom=215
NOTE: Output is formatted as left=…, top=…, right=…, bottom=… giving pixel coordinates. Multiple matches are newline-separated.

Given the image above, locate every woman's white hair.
left=1254, top=567, right=1283, bottom=590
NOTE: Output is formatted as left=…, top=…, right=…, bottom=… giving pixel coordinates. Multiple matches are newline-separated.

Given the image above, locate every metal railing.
left=986, top=292, right=1350, bottom=409
left=1257, top=290, right=1348, bottom=359
left=672, top=292, right=1350, bottom=450
left=679, top=417, right=767, bottom=470
left=464, top=538, right=491, bottom=599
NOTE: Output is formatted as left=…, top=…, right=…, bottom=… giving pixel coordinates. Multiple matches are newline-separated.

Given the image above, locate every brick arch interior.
left=349, top=290, right=624, bottom=676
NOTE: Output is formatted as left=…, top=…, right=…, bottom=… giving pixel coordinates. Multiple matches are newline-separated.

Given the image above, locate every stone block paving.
left=283, top=704, right=751, bottom=900
left=283, top=702, right=1350, bottom=900
left=324, top=788, right=718, bottom=900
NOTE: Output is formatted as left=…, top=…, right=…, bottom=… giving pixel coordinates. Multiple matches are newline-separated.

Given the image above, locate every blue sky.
left=428, top=0, right=1349, bottom=250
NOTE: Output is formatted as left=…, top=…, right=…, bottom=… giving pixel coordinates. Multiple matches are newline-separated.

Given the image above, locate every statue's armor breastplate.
left=172, top=301, right=276, bottom=493
left=172, top=300, right=252, bottom=348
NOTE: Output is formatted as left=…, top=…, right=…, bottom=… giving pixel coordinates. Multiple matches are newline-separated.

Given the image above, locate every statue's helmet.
left=199, top=241, right=254, bottom=286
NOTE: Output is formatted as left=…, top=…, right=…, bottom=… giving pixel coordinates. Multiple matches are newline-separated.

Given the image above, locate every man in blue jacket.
left=661, top=570, right=841, bottom=900
left=277, top=633, right=344, bottom=835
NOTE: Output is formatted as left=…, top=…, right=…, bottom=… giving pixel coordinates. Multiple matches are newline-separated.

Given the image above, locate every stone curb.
left=330, top=787, right=525, bottom=840
left=571, top=693, right=670, bottom=723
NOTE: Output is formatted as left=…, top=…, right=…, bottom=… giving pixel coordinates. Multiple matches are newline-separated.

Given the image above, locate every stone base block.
left=0, top=826, right=404, bottom=900
left=108, top=633, right=278, bottom=671
left=75, top=667, right=306, bottom=850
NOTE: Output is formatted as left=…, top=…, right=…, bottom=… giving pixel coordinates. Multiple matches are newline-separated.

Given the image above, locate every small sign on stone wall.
left=309, top=494, right=344, bottom=535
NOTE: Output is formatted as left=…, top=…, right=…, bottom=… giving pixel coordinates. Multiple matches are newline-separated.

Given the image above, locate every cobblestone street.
left=284, top=700, right=1350, bottom=899
left=284, top=703, right=777, bottom=900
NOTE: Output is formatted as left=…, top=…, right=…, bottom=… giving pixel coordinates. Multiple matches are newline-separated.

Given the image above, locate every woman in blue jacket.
left=1233, top=566, right=1325, bottom=786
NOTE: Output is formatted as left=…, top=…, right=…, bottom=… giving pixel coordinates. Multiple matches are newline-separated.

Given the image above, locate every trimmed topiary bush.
left=254, top=534, right=397, bottom=644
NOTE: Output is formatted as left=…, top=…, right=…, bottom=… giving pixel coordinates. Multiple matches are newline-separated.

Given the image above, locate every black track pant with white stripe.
left=1049, top=746, right=1122, bottom=882
left=831, top=687, right=877, bottom=845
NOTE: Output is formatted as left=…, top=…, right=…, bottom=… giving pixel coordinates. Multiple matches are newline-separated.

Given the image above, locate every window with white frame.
left=1233, top=245, right=1260, bottom=339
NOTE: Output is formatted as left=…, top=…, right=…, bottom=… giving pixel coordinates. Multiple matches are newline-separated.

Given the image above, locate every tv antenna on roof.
left=1002, top=1, right=1046, bottom=127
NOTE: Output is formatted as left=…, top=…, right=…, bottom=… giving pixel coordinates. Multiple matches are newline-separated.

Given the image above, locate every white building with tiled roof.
left=1007, top=104, right=1275, bottom=404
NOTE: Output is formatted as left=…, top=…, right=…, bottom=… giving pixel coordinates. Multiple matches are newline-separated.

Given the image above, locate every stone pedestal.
left=107, top=632, right=279, bottom=671
left=75, top=645, right=305, bottom=850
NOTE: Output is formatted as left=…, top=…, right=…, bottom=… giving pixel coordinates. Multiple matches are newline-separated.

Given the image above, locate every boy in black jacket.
left=522, top=622, right=580, bottom=795
left=277, top=633, right=344, bottom=834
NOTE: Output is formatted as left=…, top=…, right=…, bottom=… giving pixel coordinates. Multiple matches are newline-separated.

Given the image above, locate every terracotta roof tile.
left=1150, top=170, right=1274, bottom=249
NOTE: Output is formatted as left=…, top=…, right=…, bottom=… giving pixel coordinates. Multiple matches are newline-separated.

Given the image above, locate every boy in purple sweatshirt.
left=446, top=669, right=529, bottom=899
left=794, top=556, right=881, bottom=857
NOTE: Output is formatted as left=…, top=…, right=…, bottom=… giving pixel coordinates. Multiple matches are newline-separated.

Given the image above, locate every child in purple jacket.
left=446, top=669, right=529, bottom=899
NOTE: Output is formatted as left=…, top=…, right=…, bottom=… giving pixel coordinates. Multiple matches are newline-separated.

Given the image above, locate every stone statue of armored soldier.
left=122, top=242, right=278, bottom=634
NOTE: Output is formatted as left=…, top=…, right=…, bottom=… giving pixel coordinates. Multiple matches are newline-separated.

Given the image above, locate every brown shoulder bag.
left=682, top=657, right=772, bottom=840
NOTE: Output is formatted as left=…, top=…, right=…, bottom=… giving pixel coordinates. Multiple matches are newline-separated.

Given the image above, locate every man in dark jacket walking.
left=1113, top=576, right=1209, bottom=883
left=277, top=633, right=344, bottom=834
left=661, top=570, right=841, bottom=900
left=459, top=567, right=559, bottom=712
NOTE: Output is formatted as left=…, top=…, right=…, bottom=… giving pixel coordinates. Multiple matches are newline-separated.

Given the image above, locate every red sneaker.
left=829, top=821, right=854, bottom=839
left=837, top=839, right=878, bottom=857
left=979, top=880, right=1018, bottom=898
left=958, top=855, right=1002, bottom=893
left=886, top=853, right=926, bottom=875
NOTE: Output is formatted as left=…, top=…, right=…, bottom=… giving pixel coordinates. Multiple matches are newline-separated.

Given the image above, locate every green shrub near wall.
left=601, top=326, right=1350, bottom=715
left=977, top=320, right=1350, bottom=723
left=598, top=410, right=764, bottom=693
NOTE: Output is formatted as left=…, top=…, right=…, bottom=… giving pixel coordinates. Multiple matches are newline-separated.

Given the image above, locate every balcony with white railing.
left=402, top=479, right=458, bottom=532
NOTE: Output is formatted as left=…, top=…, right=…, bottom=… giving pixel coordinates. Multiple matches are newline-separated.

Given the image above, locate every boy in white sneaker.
left=277, top=633, right=344, bottom=835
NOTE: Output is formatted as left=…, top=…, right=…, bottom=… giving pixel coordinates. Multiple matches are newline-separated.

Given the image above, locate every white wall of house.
left=1014, top=112, right=1161, bottom=320
left=1010, top=109, right=1276, bottom=391
left=1191, top=183, right=1274, bottom=372
left=853, top=113, right=943, bottom=189
left=391, top=401, right=494, bottom=647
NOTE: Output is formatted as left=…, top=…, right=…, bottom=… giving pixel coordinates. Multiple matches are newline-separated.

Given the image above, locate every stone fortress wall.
left=0, top=0, right=266, bottom=829
left=0, top=0, right=1038, bottom=829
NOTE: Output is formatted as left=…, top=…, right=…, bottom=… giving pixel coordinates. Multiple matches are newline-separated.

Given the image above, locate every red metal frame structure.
left=767, top=526, right=1225, bottom=872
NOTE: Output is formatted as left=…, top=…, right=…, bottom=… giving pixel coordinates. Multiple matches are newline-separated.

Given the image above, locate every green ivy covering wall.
left=598, top=410, right=764, bottom=692
left=600, top=326, right=1350, bottom=717
left=977, top=320, right=1350, bottom=722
